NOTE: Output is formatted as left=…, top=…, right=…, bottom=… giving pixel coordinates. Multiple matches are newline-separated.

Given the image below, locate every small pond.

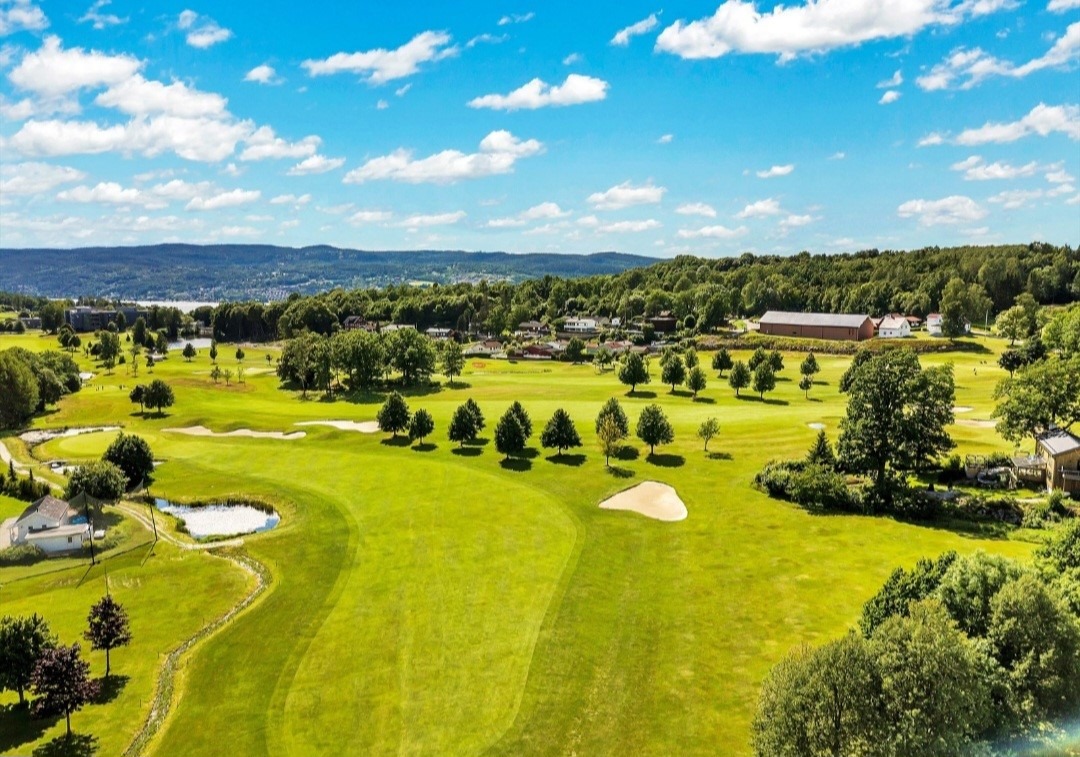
left=153, top=498, right=280, bottom=538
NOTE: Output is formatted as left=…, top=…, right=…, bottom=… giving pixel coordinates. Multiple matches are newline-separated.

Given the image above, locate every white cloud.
left=395, top=83, right=412, bottom=97
left=877, top=70, right=903, bottom=88
left=1046, top=166, right=1075, bottom=183
left=0, top=92, right=77, bottom=120
left=79, top=0, right=125, bottom=29
left=148, top=179, right=215, bottom=201
left=955, top=103, right=1080, bottom=144
left=302, top=31, right=457, bottom=85
left=244, top=64, right=279, bottom=85
left=756, top=163, right=794, bottom=178
left=829, top=151, right=846, bottom=159
left=376, top=99, right=389, bottom=110
left=737, top=197, right=782, bottom=218
left=0, top=0, right=47, bottom=36
left=949, top=155, right=1039, bottom=180
left=57, top=181, right=165, bottom=208
left=587, top=180, right=666, bottom=210
left=396, top=210, right=466, bottom=228
left=1066, top=192, right=1080, bottom=205
left=342, top=130, right=543, bottom=184
left=916, top=24, right=1080, bottom=91
left=879, top=90, right=901, bottom=105
left=563, top=52, right=582, bottom=65
left=897, top=195, right=987, bottom=225
left=576, top=214, right=599, bottom=227
left=918, top=132, right=946, bottom=146
left=269, top=193, right=310, bottom=205
left=676, top=202, right=716, bottom=217
left=655, top=0, right=966, bottom=62
left=316, top=203, right=352, bottom=215
left=348, top=209, right=392, bottom=225
left=676, top=224, right=748, bottom=239
left=1049, top=0, right=1080, bottom=12
left=286, top=154, right=345, bottom=175
left=239, top=126, right=320, bottom=161
left=657, top=133, right=674, bottom=144
left=95, top=74, right=228, bottom=118
left=177, top=10, right=232, bottom=49
left=988, top=188, right=1045, bottom=208
left=498, top=12, right=535, bottom=25
left=466, top=33, right=508, bottom=48
left=9, top=35, right=141, bottom=98
left=0, top=161, right=84, bottom=194
left=597, top=219, right=661, bottom=233
left=185, top=188, right=260, bottom=211
left=612, top=13, right=658, bottom=46
left=487, top=201, right=569, bottom=228
left=779, top=213, right=815, bottom=231
left=467, top=74, right=608, bottom=110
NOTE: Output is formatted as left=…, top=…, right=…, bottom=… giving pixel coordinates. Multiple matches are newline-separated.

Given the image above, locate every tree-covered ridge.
left=205, top=242, right=1077, bottom=342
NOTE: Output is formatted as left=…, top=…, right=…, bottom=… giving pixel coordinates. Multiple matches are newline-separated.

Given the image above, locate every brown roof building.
left=759, top=311, right=874, bottom=342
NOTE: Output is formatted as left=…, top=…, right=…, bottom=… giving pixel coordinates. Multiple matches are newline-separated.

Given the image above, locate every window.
left=68, top=536, right=73, bottom=543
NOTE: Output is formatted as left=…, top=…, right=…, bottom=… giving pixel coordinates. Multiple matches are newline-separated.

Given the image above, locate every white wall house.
left=564, top=317, right=600, bottom=333
left=4, top=495, right=88, bottom=555
left=926, top=313, right=943, bottom=336
left=877, top=316, right=911, bottom=339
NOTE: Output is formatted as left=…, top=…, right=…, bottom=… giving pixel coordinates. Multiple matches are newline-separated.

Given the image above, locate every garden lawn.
left=0, top=331, right=1037, bottom=755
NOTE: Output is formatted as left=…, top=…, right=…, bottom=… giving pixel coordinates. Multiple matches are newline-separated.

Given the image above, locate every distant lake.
left=137, top=300, right=219, bottom=312
left=169, top=337, right=214, bottom=351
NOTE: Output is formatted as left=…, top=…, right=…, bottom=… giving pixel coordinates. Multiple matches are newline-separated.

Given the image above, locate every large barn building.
left=758, top=311, right=874, bottom=342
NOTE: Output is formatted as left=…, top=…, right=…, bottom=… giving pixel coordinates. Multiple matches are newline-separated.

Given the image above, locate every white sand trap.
left=78, top=372, right=95, bottom=381
left=807, top=422, right=826, bottom=430
left=20, top=426, right=120, bottom=445
left=953, top=406, right=973, bottom=413
left=956, top=419, right=996, bottom=429
left=165, top=425, right=306, bottom=440
left=600, top=481, right=687, bottom=522
left=294, top=420, right=380, bottom=433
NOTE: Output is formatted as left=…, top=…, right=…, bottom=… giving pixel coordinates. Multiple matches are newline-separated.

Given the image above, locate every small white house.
left=926, top=313, right=943, bottom=336
left=877, top=316, right=911, bottom=339
left=564, top=317, right=600, bottom=334
left=424, top=327, right=453, bottom=340
left=5, top=495, right=88, bottom=554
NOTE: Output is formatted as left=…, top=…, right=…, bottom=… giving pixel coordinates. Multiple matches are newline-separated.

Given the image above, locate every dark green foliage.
left=565, top=337, right=585, bottom=363
left=408, top=408, right=435, bottom=443
left=800, top=351, right=819, bottom=377
left=798, top=374, right=812, bottom=398
left=129, top=384, right=146, bottom=414
left=711, top=347, right=732, bottom=375
left=0, top=614, right=56, bottom=704
left=859, top=552, right=958, bottom=637
left=377, top=392, right=410, bottom=437
left=448, top=404, right=478, bottom=447
left=839, top=348, right=873, bottom=393
left=103, top=432, right=154, bottom=488
left=508, top=401, right=532, bottom=439
left=143, top=378, right=175, bottom=415
left=754, top=460, right=857, bottom=513
left=617, top=352, right=649, bottom=392
left=767, top=350, right=784, bottom=372
left=182, top=343, right=196, bottom=361
left=661, top=354, right=685, bottom=391
left=806, top=430, right=835, bottom=467
left=728, top=360, right=751, bottom=396
left=64, top=460, right=127, bottom=501
left=748, top=346, right=768, bottom=371
left=0, top=543, right=46, bottom=565
left=636, top=404, right=674, bottom=455
left=31, top=643, right=99, bottom=737
left=752, top=363, right=776, bottom=399
left=494, top=409, right=527, bottom=460
left=439, top=340, right=465, bottom=383
left=464, top=398, right=485, bottom=431
left=993, top=355, right=1080, bottom=448
left=0, top=349, right=39, bottom=428
left=686, top=366, right=707, bottom=397
left=595, top=397, right=629, bottom=437
left=387, top=328, right=437, bottom=384
left=540, top=408, right=582, bottom=455
left=84, top=595, right=132, bottom=678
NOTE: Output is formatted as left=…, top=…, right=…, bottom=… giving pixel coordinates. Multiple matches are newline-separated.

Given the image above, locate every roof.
left=1036, top=428, right=1080, bottom=456
left=759, top=311, right=872, bottom=329
left=878, top=317, right=908, bottom=330
left=24, top=523, right=88, bottom=541
left=18, top=495, right=69, bottom=524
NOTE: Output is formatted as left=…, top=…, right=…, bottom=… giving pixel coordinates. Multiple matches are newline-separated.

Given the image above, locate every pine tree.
left=806, top=430, right=836, bottom=468
left=464, top=398, right=485, bottom=431
left=508, top=401, right=532, bottom=439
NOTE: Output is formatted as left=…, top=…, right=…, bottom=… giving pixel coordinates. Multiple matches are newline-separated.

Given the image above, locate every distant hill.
left=0, top=244, right=657, bottom=300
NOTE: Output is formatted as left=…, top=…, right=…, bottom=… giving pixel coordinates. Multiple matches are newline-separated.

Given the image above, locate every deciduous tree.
left=752, top=363, right=776, bottom=400
left=448, top=404, right=478, bottom=447
left=712, top=347, right=733, bottom=376
left=697, top=417, right=719, bottom=451
left=0, top=614, right=56, bottom=705
left=541, top=408, right=582, bottom=456
left=494, top=409, right=526, bottom=460
left=596, top=414, right=625, bottom=467
left=728, top=360, right=751, bottom=397
left=84, top=594, right=131, bottom=678
left=103, top=432, right=154, bottom=488
left=408, top=408, right=434, bottom=444
left=636, top=404, right=674, bottom=455
left=31, top=643, right=99, bottom=738
left=661, top=354, right=686, bottom=391
left=377, top=392, right=410, bottom=437
left=617, top=351, right=650, bottom=393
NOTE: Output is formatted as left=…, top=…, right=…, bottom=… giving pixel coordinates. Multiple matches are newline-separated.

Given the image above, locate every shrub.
left=0, top=543, right=45, bottom=565
left=755, top=460, right=859, bottom=513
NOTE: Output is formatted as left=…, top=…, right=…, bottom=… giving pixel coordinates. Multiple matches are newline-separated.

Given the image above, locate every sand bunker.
left=807, top=422, right=826, bottom=430
left=955, top=419, right=996, bottom=429
left=165, top=425, right=306, bottom=440
left=599, top=481, right=688, bottom=522
left=953, top=406, right=973, bottom=413
left=294, top=420, right=380, bottom=433
left=20, top=426, right=120, bottom=445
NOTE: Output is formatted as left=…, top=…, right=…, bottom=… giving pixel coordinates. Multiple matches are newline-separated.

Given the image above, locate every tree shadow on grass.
left=466, top=436, right=490, bottom=447
left=32, top=733, right=99, bottom=757
left=451, top=446, right=482, bottom=457
left=94, top=674, right=129, bottom=705
left=670, top=389, right=694, bottom=398
left=706, top=451, right=733, bottom=461
left=647, top=453, right=685, bottom=468
left=605, top=465, right=634, bottom=479
left=499, top=457, right=532, bottom=472
left=547, top=453, right=586, bottom=467
left=627, top=390, right=656, bottom=399
left=411, top=442, right=437, bottom=453
left=692, top=397, right=716, bottom=404
left=614, top=446, right=639, bottom=462
left=0, top=704, right=56, bottom=754
left=518, top=447, right=540, bottom=460
left=735, top=395, right=789, bottom=406
left=380, top=436, right=412, bottom=447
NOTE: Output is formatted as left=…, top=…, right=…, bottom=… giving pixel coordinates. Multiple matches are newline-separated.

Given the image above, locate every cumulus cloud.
left=239, top=126, right=320, bottom=161
left=897, top=195, right=987, bottom=225
left=94, top=74, right=228, bottom=118
left=877, top=70, right=903, bottom=88
left=676, top=224, right=748, bottom=239
left=57, top=181, right=166, bottom=208
left=395, top=210, right=466, bottom=228
left=177, top=10, right=232, bottom=49
left=0, top=161, right=84, bottom=194
left=244, top=64, right=279, bottom=84
left=342, top=130, right=542, bottom=184
left=9, top=35, right=141, bottom=98
left=269, top=193, right=311, bottom=205
left=737, top=197, right=782, bottom=218
left=655, top=0, right=971, bottom=62
left=79, top=0, right=125, bottom=29
left=498, top=12, right=534, bottom=25
left=916, top=23, right=1080, bottom=91
left=879, top=90, right=901, bottom=105
left=286, top=154, right=345, bottom=175
left=676, top=202, right=716, bottom=217
left=756, top=163, right=794, bottom=178
left=954, top=103, right=1080, bottom=144
left=612, top=13, right=659, bottom=46
left=467, top=74, right=608, bottom=110
left=779, top=213, right=815, bottom=231
left=988, top=188, right=1046, bottom=209
left=348, top=209, right=393, bottom=225
left=587, top=180, right=666, bottom=210
left=1049, top=0, right=1080, bottom=12
left=657, top=133, right=674, bottom=144
left=950, top=155, right=1040, bottom=180
left=185, top=188, right=260, bottom=211
left=0, top=0, right=47, bottom=36
left=302, top=31, right=457, bottom=85
left=597, top=218, right=661, bottom=233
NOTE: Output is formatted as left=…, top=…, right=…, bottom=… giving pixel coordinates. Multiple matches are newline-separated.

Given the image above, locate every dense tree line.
left=0, top=348, right=82, bottom=429
left=205, top=244, right=1077, bottom=342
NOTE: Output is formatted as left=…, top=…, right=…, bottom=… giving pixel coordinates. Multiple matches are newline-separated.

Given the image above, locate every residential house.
left=425, top=327, right=454, bottom=340
left=2, top=495, right=89, bottom=555
left=464, top=340, right=503, bottom=357
left=877, top=316, right=911, bottom=339
left=647, top=311, right=678, bottom=334
left=1036, top=429, right=1080, bottom=494
left=926, top=313, right=944, bottom=336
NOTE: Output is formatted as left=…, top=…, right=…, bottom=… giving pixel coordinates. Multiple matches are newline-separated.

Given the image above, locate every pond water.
left=168, top=337, right=214, bottom=351
left=153, top=498, right=280, bottom=538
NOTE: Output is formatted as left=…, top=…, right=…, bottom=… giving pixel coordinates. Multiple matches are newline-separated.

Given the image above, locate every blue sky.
left=0, top=0, right=1077, bottom=256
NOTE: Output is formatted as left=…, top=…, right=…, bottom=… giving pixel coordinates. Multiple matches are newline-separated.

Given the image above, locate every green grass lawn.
left=0, top=332, right=1039, bottom=755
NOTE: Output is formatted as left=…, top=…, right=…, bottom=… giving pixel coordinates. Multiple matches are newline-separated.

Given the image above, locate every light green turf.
left=0, top=331, right=1037, bottom=756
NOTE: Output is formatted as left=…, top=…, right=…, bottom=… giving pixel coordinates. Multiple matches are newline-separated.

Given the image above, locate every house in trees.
left=758, top=311, right=874, bottom=342
left=516, top=321, right=547, bottom=339
left=424, top=327, right=454, bottom=340
left=1, top=495, right=89, bottom=555
left=464, top=340, right=503, bottom=356
left=646, top=311, right=678, bottom=334
left=927, top=313, right=943, bottom=336
left=1036, top=428, right=1080, bottom=494
left=876, top=316, right=911, bottom=339
left=342, top=316, right=377, bottom=332
left=65, top=305, right=147, bottom=332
